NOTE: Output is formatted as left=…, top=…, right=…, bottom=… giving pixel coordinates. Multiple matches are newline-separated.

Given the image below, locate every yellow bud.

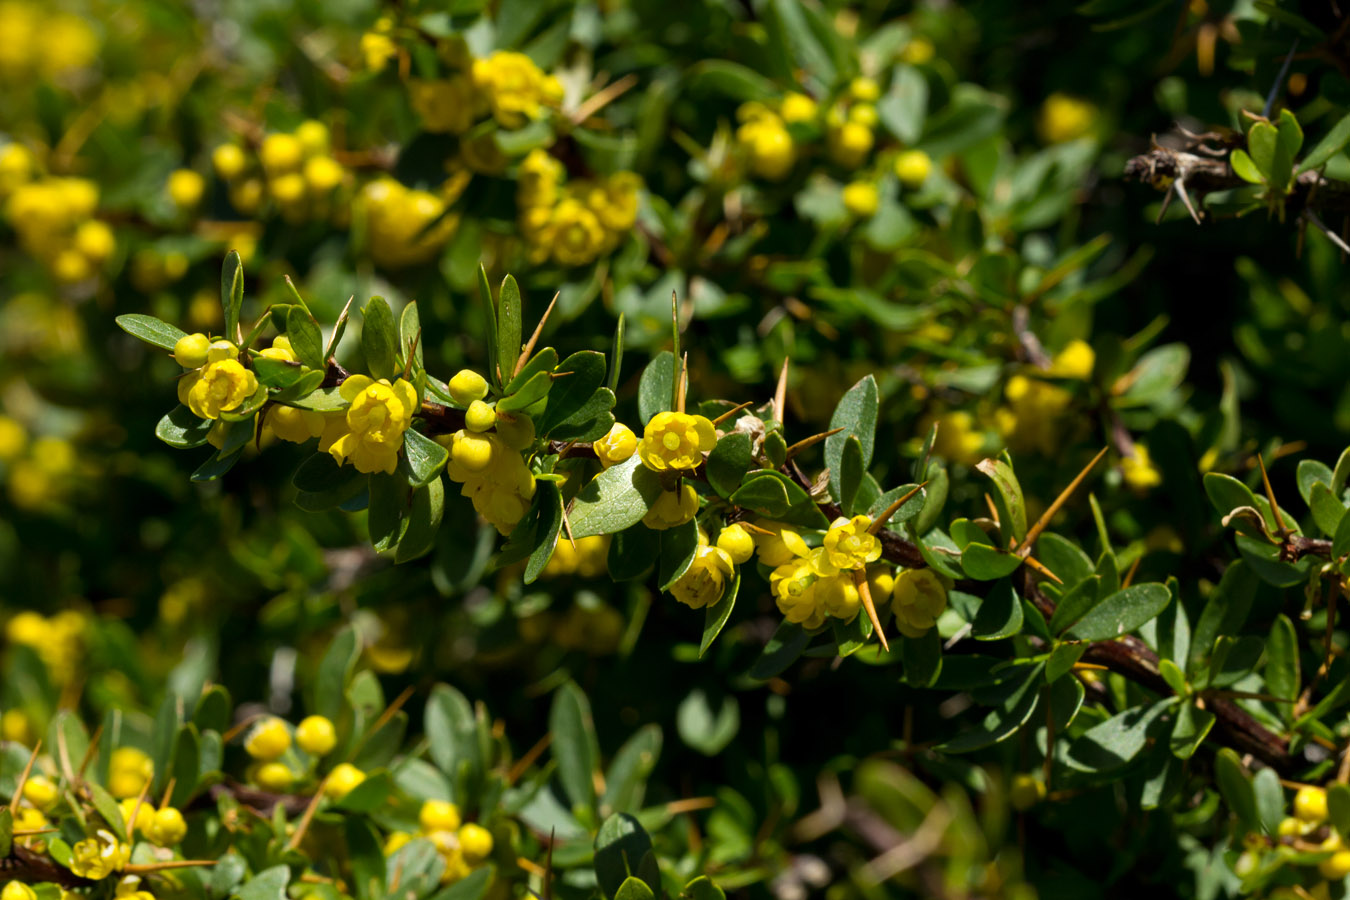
left=448, top=369, right=489, bottom=405
left=1321, top=850, right=1350, bottom=880
left=22, top=775, right=59, bottom=812
left=253, top=762, right=294, bottom=793
left=1296, top=785, right=1328, bottom=823
left=716, top=524, right=755, bottom=565
left=465, top=400, right=496, bottom=433
left=207, top=340, right=238, bottom=363
left=295, top=120, right=330, bottom=157
left=295, top=715, right=337, bottom=756
left=2, top=882, right=36, bottom=900
left=260, top=133, right=304, bottom=175
left=244, top=717, right=291, bottom=761
left=451, top=432, right=495, bottom=473
left=458, top=822, right=493, bottom=862
left=74, top=220, right=115, bottom=263
left=326, top=763, right=365, bottom=800
left=894, top=150, right=932, bottom=188
left=849, top=77, right=880, bottom=102
left=147, top=807, right=187, bottom=846
left=419, top=799, right=461, bottom=832
left=167, top=169, right=205, bottom=209
left=1009, top=773, right=1046, bottom=811
left=212, top=144, right=248, bottom=180
left=173, top=333, right=211, bottom=368
left=841, top=181, right=879, bottom=218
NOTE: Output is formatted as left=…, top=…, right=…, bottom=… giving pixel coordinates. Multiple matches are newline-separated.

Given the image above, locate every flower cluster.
left=0, top=1, right=98, bottom=84
left=174, top=337, right=259, bottom=421
left=385, top=800, right=496, bottom=885
left=539, top=534, right=610, bottom=578
left=357, top=176, right=464, bottom=269
left=438, top=369, right=538, bottom=534
left=0, top=152, right=114, bottom=283
left=668, top=525, right=753, bottom=610
left=517, top=150, right=643, bottom=267
left=5, top=609, right=85, bottom=686
left=210, top=122, right=352, bottom=226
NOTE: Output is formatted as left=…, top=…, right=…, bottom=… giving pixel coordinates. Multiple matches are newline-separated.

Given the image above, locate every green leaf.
left=336, top=770, right=393, bottom=813
left=286, top=307, right=326, bottom=370
left=676, top=689, right=740, bottom=756
left=116, top=314, right=188, bottom=351
left=975, top=458, right=1027, bottom=544
left=1299, top=111, right=1350, bottom=172
left=699, top=571, right=740, bottom=657
left=1203, top=471, right=1259, bottom=517
left=548, top=388, right=616, bottom=442
left=1188, top=560, right=1257, bottom=677
left=594, top=814, right=654, bottom=900
left=401, top=429, right=449, bottom=487
left=551, top=681, right=600, bottom=819
left=233, top=865, right=290, bottom=900
left=156, top=405, right=213, bottom=449
left=838, top=435, right=864, bottom=516
left=282, top=385, right=347, bottom=412
left=394, top=478, right=445, bottom=563
left=1247, top=121, right=1279, bottom=179
left=1266, top=614, right=1300, bottom=718
left=901, top=628, right=943, bottom=687
left=1309, top=481, right=1346, bottom=537
left=682, top=877, right=726, bottom=900
left=1253, top=766, right=1284, bottom=835
left=523, top=482, right=563, bottom=584
left=706, top=433, right=752, bottom=499
left=369, top=472, right=407, bottom=552
left=170, top=724, right=200, bottom=806
left=1066, top=583, right=1171, bottom=642
left=638, top=351, right=675, bottom=425
left=497, top=275, right=524, bottom=382
left=477, top=266, right=500, bottom=388
left=536, top=351, right=606, bottom=436
left=1215, top=748, right=1257, bottom=832
left=970, top=580, right=1023, bottom=641
left=1046, top=643, right=1087, bottom=683
left=940, top=663, right=1041, bottom=752
left=190, top=447, right=244, bottom=482
left=506, top=347, right=558, bottom=395
left=1334, top=509, right=1350, bottom=561
left=1229, top=148, right=1264, bottom=185
left=683, top=60, right=778, bottom=102
left=825, top=376, right=878, bottom=505
left=1329, top=784, right=1350, bottom=840
left=222, top=250, right=244, bottom=342
left=400, top=301, right=425, bottom=402
left=960, top=543, right=1023, bottom=580
left=87, top=781, right=127, bottom=841
left=496, top=370, right=551, bottom=412
left=425, top=684, right=479, bottom=783
left=345, top=816, right=386, bottom=900
left=601, top=726, right=662, bottom=816
left=315, top=627, right=359, bottom=722
left=252, top=355, right=306, bottom=390
left=569, top=455, right=665, bottom=539
left=1066, top=698, right=1175, bottom=772
left=1048, top=575, right=1101, bottom=634
left=427, top=867, right=491, bottom=900
left=1168, top=702, right=1214, bottom=760
left=361, top=297, right=398, bottom=380
left=748, top=620, right=810, bottom=680
left=606, top=524, right=659, bottom=581
left=0, top=808, right=12, bottom=859
left=658, top=519, right=699, bottom=590
left=615, top=877, right=656, bottom=900
left=607, top=313, right=625, bottom=393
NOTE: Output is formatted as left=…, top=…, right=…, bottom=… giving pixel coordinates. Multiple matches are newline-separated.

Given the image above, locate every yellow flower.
left=420, top=799, right=462, bottom=832
left=471, top=51, right=561, bottom=129
left=642, top=483, right=699, bottom=531
left=1038, top=93, right=1097, bottom=144
left=1047, top=340, right=1095, bottom=379
left=410, top=76, right=480, bottom=134
left=591, top=172, right=642, bottom=231
left=107, top=747, right=153, bottom=799
left=715, top=523, right=755, bottom=564
left=361, top=29, right=397, bottom=72
left=926, top=410, right=984, bottom=466
left=594, top=422, right=637, bottom=468
left=1121, top=444, right=1161, bottom=491
left=670, top=539, right=735, bottom=609
left=815, top=573, right=861, bottom=621
left=770, top=555, right=827, bottom=630
left=736, top=115, right=795, bottom=180
left=891, top=568, right=947, bottom=637
left=327, top=375, right=418, bottom=475
left=752, top=521, right=809, bottom=567
left=295, top=715, right=337, bottom=756
left=638, top=411, right=716, bottom=472
left=2, top=883, right=35, bottom=900
left=326, top=763, right=366, bottom=800
left=0, top=414, right=26, bottom=462
left=548, top=199, right=606, bottom=267
left=244, top=717, right=291, bottom=760
left=145, top=808, right=186, bottom=847
left=114, top=875, right=154, bottom=900
left=822, top=515, right=881, bottom=570
left=264, top=405, right=326, bottom=444
left=69, top=830, right=130, bottom=880
left=178, top=358, right=259, bottom=420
